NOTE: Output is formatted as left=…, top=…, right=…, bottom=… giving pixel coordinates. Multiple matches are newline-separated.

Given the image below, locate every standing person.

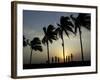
left=52, top=57, right=54, bottom=63
left=71, top=53, right=73, bottom=62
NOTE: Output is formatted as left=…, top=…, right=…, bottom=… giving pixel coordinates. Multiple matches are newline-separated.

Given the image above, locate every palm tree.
left=29, top=37, right=43, bottom=64
left=70, top=13, right=90, bottom=61
left=42, top=24, right=57, bottom=64
left=55, top=16, right=74, bottom=63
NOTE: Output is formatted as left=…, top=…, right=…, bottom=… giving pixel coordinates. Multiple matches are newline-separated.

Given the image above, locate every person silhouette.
left=71, top=53, right=73, bottom=62
left=52, top=57, right=54, bottom=63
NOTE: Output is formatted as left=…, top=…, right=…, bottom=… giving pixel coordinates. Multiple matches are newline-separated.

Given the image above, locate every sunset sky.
left=23, top=10, right=91, bottom=64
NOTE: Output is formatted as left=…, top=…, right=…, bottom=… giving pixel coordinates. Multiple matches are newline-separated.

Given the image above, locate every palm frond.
left=55, top=27, right=62, bottom=39
left=30, top=37, right=43, bottom=52
left=57, top=23, right=61, bottom=27
left=64, top=16, right=70, bottom=20
left=48, top=39, right=53, bottom=43
left=42, top=36, right=47, bottom=45
left=65, top=26, right=74, bottom=33
left=63, top=29, right=69, bottom=38
left=47, top=25, right=55, bottom=33
left=70, top=15, right=76, bottom=22
left=43, top=27, right=47, bottom=35
left=23, top=35, right=27, bottom=47
left=65, top=21, right=74, bottom=28
left=42, top=24, right=57, bottom=46
left=33, top=46, right=43, bottom=52
left=77, top=13, right=91, bottom=30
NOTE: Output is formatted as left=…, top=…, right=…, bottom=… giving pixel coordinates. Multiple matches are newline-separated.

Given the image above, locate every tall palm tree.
left=55, top=16, right=74, bottom=63
left=70, top=13, right=90, bottom=61
left=29, top=37, right=43, bottom=64
left=42, top=25, right=57, bottom=64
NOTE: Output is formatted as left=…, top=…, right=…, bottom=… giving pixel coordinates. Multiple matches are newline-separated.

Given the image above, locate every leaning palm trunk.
left=47, top=40, right=50, bottom=64
left=61, top=34, right=65, bottom=63
left=79, top=28, right=84, bottom=61
left=30, top=49, right=33, bottom=64
left=42, top=25, right=57, bottom=64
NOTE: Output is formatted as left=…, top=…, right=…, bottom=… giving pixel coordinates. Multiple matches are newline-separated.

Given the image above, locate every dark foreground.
left=23, top=61, right=91, bottom=69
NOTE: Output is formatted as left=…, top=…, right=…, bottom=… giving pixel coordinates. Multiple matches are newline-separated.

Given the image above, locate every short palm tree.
left=55, top=16, right=74, bottom=63
left=42, top=25, right=57, bottom=64
left=70, top=13, right=90, bottom=61
left=29, top=37, right=43, bottom=64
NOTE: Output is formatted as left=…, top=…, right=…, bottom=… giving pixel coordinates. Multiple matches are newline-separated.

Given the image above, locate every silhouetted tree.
left=55, top=16, right=74, bottom=63
left=70, top=13, right=90, bottom=61
left=42, top=25, right=57, bottom=64
left=23, top=35, right=27, bottom=47
left=29, top=37, right=43, bottom=64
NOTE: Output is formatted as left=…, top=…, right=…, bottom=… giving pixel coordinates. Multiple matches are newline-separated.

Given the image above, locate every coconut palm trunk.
left=61, top=34, right=65, bottom=63
left=30, top=49, right=33, bottom=64
left=55, top=16, right=74, bottom=63
left=47, top=40, right=50, bottom=64
left=42, top=25, right=57, bottom=64
left=70, top=13, right=90, bottom=62
left=79, top=28, right=84, bottom=61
